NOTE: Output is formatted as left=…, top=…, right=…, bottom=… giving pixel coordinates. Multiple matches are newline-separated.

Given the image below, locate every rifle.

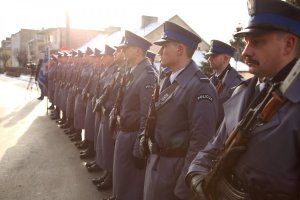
left=143, top=80, right=160, bottom=158
left=92, top=68, right=105, bottom=110
left=92, top=67, right=109, bottom=112
left=203, top=60, right=300, bottom=200
left=93, top=85, right=110, bottom=113
left=109, top=66, right=127, bottom=132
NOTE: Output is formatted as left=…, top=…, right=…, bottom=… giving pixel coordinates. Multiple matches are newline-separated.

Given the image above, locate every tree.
left=200, top=60, right=214, bottom=78
left=229, top=23, right=246, bottom=62
left=199, top=53, right=214, bottom=78
left=14, top=48, right=28, bottom=67
left=0, top=52, right=10, bottom=70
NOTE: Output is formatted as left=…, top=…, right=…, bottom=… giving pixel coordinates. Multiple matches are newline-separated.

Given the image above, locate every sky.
left=0, top=0, right=249, bottom=45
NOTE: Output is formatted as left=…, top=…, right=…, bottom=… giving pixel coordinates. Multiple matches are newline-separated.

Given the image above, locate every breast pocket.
left=253, top=113, right=280, bottom=135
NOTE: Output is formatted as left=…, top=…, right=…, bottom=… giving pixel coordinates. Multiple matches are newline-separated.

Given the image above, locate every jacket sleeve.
left=138, top=72, right=157, bottom=132
left=175, top=81, right=219, bottom=198
left=187, top=121, right=228, bottom=176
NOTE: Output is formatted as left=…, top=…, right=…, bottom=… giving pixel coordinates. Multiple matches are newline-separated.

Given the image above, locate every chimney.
left=141, top=16, right=158, bottom=28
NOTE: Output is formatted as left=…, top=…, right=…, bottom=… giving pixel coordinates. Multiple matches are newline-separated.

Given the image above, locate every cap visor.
left=153, top=38, right=168, bottom=46
left=114, top=43, right=127, bottom=49
left=234, top=28, right=274, bottom=38
left=205, top=51, right=215, bottom=56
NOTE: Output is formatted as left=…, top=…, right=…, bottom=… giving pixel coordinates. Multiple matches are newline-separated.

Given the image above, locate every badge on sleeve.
left=145, top=84, right=154, bottom=89
left=197, top=94, right=213, bottom=102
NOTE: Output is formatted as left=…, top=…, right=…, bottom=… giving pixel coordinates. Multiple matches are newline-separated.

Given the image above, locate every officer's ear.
left=282, top=33, right=297, bottom=56
left=176, top=43, right=185, bottom=56
left=222, top=54, right=230, bottom=63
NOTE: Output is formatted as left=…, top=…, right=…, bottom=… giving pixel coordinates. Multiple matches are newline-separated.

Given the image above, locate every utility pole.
left=66, top=10, right=70, bottom=49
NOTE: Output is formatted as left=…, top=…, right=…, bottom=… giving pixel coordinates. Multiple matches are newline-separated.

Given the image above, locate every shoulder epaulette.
left=145, top=65, right=157, bottom=75
left=196, top=70, right=210, bottom=82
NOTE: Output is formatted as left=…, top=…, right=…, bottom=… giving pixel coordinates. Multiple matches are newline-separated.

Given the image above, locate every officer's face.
left=208, top=54, right=224, bottom=70
left=242, top=32, right=290, bottom=78
left=101, top=55, right=113, bottom=67
left=114, top=48, right=125, bottom=64
left=123, top=46, right=135, bottom=64
left=158, top=41, right=180, bottom=69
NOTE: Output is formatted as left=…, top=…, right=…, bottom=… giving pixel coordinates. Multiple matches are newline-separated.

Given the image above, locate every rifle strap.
left=156, top=82, right=178, bottom=108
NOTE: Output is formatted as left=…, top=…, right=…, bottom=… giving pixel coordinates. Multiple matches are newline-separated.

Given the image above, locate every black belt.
left=119, top=126, right=139, bottom=132
left=148, top=141, right=187, bottom=158
left=119, top=121, right=140, bottom=132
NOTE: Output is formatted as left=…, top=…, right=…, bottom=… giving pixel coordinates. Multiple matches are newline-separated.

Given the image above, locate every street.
left=0, top=74, right=111, bottom=200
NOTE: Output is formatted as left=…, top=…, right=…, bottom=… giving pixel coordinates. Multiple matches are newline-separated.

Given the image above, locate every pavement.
left=0, top=74, right=111, bottom=200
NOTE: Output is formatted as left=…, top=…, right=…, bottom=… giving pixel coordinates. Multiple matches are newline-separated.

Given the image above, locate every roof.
left=79, top=31, right=124, bottom=51
left=79, top=15, right=210, bottom=53
left=135, top=21, right=164, bottom=36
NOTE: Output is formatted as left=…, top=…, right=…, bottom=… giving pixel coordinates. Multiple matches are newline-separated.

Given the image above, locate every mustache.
left=244, top=56, right=259, bottom=66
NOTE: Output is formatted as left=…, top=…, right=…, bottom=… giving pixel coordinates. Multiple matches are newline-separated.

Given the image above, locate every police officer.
left=207, top=40, right=244, bottom=125
left=79, top=48, right=102, bottom=150
left=61, top=50, right=79, bottom=130
left=92, top=45, right=117, bottom=183
left=112, top=30, right=157, bottom=200
left=36, top=58, right=45, bottom=100
left=207, top=40, right=244, bottom=104
left=146, top=50, right=156, bottom=65
left=141, top=21, right=219, bottom=200
left=47, top=53, right=60, bottom=110
left=186, top=0, right=300, bottom=199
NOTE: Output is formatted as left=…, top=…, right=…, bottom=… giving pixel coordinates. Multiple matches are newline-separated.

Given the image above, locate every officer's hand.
left=82, top=92, right=87, bottom=101
left=139, top=135, right=147, bottom=157
left=91, top=96, right=96, bottom=108
left=187, top=173, right=207, bottom=200
left=133, top=134, right=147, bottom=169
left=82, top=88, right=86, bottom=96
left=93, top=98, right=101, bottom=112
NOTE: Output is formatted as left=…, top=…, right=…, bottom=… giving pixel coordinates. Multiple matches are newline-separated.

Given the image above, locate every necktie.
left=162, top=76, right=171, bottom=91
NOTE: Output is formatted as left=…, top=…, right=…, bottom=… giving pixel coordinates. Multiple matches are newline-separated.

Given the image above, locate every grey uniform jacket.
left=144, top=61, right=219, bottom=200
left=188, top=71, right=300, bottom=199
left=210, top=65, right=244, bottom=105
left=120, top=58, right=157, bottom=132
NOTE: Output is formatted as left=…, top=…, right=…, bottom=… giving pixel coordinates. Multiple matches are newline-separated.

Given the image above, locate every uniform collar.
left=131, top=58, right=152, bottom=77
left=170, top=67, right=185, bottom=83
left=272, top=58, right=297, bottom=83
left=280, top=58, right=300, bottom=103
left=217, top=64, right=231, bottom=81
left=174, top=60, right=199, bottom=88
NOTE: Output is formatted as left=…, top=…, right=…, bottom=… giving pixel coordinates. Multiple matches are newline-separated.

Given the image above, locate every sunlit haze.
left=0, top=0, right=248, bottom=44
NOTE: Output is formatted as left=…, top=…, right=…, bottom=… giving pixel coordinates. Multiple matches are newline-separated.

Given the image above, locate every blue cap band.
left=125, top=40, right=150, bottom=50
left=212, top=46, right=235, bottom=57
left=249, top=13, right=300, bottom=36
left=165, top=30, right=198, bottom=49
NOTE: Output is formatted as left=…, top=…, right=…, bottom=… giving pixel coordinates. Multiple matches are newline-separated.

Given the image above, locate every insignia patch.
left=197, top=94, right=213, bottom=102
left=145, top=84, right=154, bottom=89
left=247, top=0, right=256, bottom=15
left=160, top=93, right=169, bottom=103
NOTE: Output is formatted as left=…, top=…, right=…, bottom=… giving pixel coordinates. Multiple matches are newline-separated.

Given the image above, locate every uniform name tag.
left=197, top=94, right=213, bottom=102
left=145, top=84, right=154, bottom=89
